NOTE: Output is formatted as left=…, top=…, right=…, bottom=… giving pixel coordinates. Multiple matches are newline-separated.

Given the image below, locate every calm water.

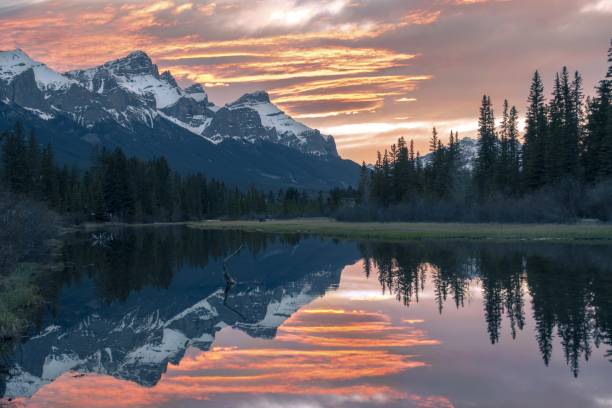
left=1, top=227, right=611, bottom=408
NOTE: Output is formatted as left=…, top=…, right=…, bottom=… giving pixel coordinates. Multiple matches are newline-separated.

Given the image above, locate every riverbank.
left=188, top=218, right=612, bottom=241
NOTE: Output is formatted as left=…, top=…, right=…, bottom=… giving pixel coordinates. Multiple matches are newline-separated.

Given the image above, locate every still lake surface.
left=1, top=227, right=611, bottom=408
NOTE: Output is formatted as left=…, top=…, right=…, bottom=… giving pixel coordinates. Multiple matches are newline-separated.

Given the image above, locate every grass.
left=188, top=218, right=612, bottom=242
left=0, top=263, right=44, bottom=344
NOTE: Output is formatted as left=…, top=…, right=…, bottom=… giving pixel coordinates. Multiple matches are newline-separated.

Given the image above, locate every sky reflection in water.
left=4, top=229, right=612, bottom=408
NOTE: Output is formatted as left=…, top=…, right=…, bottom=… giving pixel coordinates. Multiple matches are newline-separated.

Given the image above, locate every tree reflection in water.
left=360, top=241, right=612, bottom=377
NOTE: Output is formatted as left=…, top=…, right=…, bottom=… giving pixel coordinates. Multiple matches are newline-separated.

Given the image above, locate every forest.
left=1, top=41, right=611, bottom=224
left=0, top=126, right=354, bottom=222
left=345, top=42, right=612, bottom=222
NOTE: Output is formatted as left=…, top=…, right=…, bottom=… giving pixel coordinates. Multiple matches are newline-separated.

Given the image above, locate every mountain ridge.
left=0, top=49, right=359, bottom=189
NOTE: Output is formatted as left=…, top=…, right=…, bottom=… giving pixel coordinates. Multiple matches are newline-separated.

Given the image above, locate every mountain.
left=0, top=232, right=359, bottom=398
left=420, top=137, right=478, bottom=170
left=0, top=49, right=358, bottom=189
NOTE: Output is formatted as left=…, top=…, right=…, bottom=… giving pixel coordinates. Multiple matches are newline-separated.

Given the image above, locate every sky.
left=0, top=0, right=610, bottom=162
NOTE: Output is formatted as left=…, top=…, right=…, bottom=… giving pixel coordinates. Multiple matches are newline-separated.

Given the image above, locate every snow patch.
left=0, top=49, right=75, bottom=90
left=229, top=98, right=311, bottom=141
left=125, top=328, right=188, bottom=365
left=4, top=366, right=46, bottom=398
left=256, top=284, right=315, bottom=328
left=165, top=291, right=221, bottom=326
left=23, top=106, right=54, bottom=120
left=157, top=111, right=212, bottom=135
left=30, top=325, right=61, bottom=340
left=42, top=353, right=84, bottom=380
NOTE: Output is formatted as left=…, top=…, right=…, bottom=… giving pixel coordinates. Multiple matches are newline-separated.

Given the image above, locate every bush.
left=0, top=264, right=43, bottom=341
left=335, top=178, right=596, bottom=224
left=583, top=180, right=612, bottom=222
left=0, top=192, right=58, bottom=273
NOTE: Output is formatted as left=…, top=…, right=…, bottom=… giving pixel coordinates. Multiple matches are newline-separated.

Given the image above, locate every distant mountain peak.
left=420, top=137, right=478, bottom=170
left=231, top=90, right=271, bottom=105
left=0, top=48, right=75, bottom=90
left=102, top=50, right=158, bottom=77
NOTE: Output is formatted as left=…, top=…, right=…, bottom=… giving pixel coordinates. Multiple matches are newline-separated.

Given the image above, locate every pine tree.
left=507, top=106, right=521, bottom=194
left=26, top=130, right=41, bottom=196
left=498, top=100, right=511, bottom=191
left=40, top=144, right=60, bottom=207
left=393, top=137, right=411, bottom=201
left=357, top=162, right=371, bottom=205
left=475, top=95, right=498, bottom=200
left=523, top=71, right=548, bottom=190
left=2, top=123, right=29, bottom=194
left=565, top=69, right=582, bottom=177
left=547, top=72, right=564, bottom=182
left=584, top=41, right=612, bottom=181
left=429, top=127, right=439, bottom=152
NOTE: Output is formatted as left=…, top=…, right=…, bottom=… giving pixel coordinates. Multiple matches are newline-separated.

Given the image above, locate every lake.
left=1, top=227, right=611, bottom=408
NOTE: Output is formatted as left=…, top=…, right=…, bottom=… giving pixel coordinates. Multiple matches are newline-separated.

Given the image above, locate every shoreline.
left=186, top=218, right=612, bottom=242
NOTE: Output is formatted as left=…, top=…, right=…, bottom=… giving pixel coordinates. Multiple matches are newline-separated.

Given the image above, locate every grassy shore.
left=188, top=218, right=612, bottom=242
left=0, top=264, right=44, bottom=344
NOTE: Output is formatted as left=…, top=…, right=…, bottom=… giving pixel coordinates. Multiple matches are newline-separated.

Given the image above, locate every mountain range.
left=0, top=49, right=359, bottom=189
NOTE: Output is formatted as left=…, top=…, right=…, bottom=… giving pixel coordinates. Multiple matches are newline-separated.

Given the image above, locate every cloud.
left=581, top=0, right=612, bottom=13
left=0, top=0, right=609, bottom=163
left=0, top=0, right=49, bottom=12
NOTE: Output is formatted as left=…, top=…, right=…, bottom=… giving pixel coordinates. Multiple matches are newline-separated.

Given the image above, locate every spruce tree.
left=26, top=130, right=41, bottom=196
left=357, top=162, right=371, bottom=205
left=584, top=41, right=612, bottom=181
left=523, top=71, right=548, bottom=190
left=475, top=95, right=498, bottom=200
left=507, top=106, right=521, bottom=194
left=2, top=124, right=28, bottom=194
left=498, top=100, right=511, bottom=191
left=430, top=127, right=439, bottom=152
left=40, top=145, right=60, bottom=207
left=547, top=72, right=564, bottom=182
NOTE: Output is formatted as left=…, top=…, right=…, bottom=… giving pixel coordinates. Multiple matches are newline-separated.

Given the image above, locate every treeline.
left=346, top=41, right=612, bottom=222
left=0, top=125, right=354, bottom=222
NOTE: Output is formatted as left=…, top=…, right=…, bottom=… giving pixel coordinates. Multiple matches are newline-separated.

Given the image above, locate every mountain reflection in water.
left=1, top=227, right=611, bottom=408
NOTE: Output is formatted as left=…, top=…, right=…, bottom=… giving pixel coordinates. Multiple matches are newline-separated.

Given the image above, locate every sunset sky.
left=0, top=0, right=610, bottom=162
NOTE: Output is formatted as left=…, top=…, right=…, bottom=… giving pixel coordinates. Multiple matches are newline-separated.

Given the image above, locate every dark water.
left=1, top=227, right=611, bottom=408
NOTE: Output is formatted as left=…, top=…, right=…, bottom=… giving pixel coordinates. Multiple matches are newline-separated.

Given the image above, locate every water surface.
left=1, top=227, right=611, bottom=407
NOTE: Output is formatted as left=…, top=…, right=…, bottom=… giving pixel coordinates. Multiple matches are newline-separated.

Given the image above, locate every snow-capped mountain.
left=0, top=49, right=76, bottom=92
left=204, top=90, right=337, bottom=156
left=420, top=137, right=478, bottom=170
left=0, top=49, right=359, bottom=189
left=0, top=49, right=338, bottom=157
left=64, top=50, right=219, bottom=133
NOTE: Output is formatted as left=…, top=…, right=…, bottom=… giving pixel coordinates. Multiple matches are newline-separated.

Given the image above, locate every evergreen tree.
left=547, top=72, right=564, bottom=182
left=498, top=100, right=512, bottom=191
left=26, top=130, right=41, bottom=196
left=429, top=127, right=439, bottom=152
left=357, top=162, right=371, bottom=205
left=523, top=71, right=548, bottom=190
left=2, top=123, right=28, bottom=194
left=475, top=95, right=498, bottom=199
left=584, top=41, right=612, bottom=181
left=507, top=106, right=522, bottom=195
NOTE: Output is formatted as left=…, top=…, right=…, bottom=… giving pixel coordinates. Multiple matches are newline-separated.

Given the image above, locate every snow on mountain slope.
left=0, top=49, right=341, bottom=158
left=0, top=49, right=75, bottom=90
left=67, top=51, right=189, bottom=109
left=228, top=91, right=312, bottom=141
left=421, top=137, right=479, bottom=170
left=203, top=90, right=338, bottom=156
